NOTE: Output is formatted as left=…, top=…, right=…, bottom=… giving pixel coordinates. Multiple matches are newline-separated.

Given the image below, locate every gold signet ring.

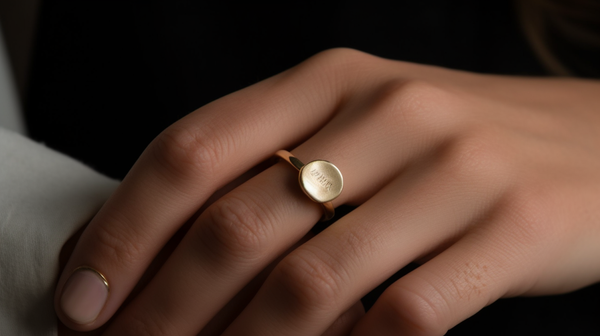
left=274, top=150, right=343, bottom=221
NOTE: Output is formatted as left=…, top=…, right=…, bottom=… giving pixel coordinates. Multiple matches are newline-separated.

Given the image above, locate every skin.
left=55, top=48, right=600, bottom=336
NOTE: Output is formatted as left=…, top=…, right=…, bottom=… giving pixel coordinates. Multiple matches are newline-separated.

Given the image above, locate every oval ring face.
left=299, top=160, right=343, bottom=203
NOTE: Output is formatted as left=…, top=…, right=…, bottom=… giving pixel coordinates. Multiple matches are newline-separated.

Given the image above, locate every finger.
left=219, top=137, right=510, bottom=336
left=320, top=301, right=365, bottom=336
left=101, top=114, right=411, bottom=334
left=54, top=49, right=374, bottom=330
left=196, top=232, right=314, bottom=336
left=350, top=208, right=546, bottom=336
left=100, top=70, right=462, bottom=334
left=196, top=250, right=366, bottom=336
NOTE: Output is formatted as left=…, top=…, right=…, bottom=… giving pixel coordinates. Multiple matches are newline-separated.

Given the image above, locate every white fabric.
left=0, top=25, right=26, bottom=135
left=0, top=128, right=119, bottom=335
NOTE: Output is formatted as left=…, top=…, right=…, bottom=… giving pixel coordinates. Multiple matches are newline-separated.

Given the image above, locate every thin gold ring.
left=72, top=266, right=109, bottom=292
left=275, top=150, right=343, bottom=221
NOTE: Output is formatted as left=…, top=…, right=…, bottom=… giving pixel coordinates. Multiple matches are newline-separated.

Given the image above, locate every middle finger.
left=221, top=136, right=510, bottom=336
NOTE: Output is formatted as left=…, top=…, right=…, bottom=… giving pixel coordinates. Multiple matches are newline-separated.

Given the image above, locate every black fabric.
left=25, top=1, right=598, bottom=334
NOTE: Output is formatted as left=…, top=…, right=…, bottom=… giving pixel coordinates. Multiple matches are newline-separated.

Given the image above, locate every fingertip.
left=56, top=266, right=109, bottom=330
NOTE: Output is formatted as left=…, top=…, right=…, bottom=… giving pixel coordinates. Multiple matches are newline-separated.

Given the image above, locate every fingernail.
left=60, top=266, right=109, bottom=324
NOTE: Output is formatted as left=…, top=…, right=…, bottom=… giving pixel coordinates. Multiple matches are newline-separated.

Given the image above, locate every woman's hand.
left=54, top=48, right=600, bottom=336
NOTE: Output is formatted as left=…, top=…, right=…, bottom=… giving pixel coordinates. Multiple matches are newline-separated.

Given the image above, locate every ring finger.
left=101, top=91, right=439, bottom=334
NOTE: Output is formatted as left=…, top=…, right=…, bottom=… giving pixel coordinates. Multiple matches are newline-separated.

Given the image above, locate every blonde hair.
left=517, top=0, right=600, bottom=76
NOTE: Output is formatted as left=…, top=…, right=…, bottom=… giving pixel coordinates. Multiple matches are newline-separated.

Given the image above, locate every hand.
left=55, top=48, right=600, bottom=335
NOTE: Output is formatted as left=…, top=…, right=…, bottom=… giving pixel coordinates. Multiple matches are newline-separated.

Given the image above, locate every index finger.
left=54, top=48, right=370, bottom=330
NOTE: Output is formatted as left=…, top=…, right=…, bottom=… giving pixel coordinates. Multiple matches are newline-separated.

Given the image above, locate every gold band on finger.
left=274, top=150, right=343, bottom=221
left=72, top=266, right=110, bottom=291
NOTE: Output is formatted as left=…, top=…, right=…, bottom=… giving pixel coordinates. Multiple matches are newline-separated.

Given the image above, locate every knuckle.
left=292, top=48, right=374, bottom=89
left=307, top=48, right=372, bottom=70
left=93, top=213, right=148, bottom=269
left=336, top=225, right=381, bottom=263
left=379, top=284, right=448, bottom=336
left=199, top=194, right=274, bottom=261
left=501, top=186, right=557, bottom=248
left=440, top=129, right=512, bottom=183
left=370, top=79, right=460, bottom=134
left=273, top=250, right=344, bottom=312
left=151, top=123, right=228, bottom=181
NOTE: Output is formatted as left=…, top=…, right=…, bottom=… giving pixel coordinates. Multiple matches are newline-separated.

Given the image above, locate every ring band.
left=72, top=266, right=109, bottom=291
left=274, top=150, right=343, bottom=221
